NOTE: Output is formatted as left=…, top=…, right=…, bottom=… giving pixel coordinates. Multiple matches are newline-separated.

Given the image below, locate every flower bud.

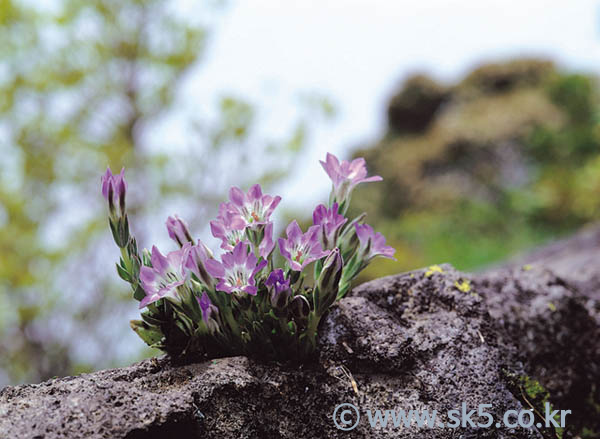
left=102, top=167, right=130, bottom=248
left=185, top=240, right=215, bottom=289
left=265, top=269, right=292, bottom=310
left=118, top=178, right=126, bottom=217
left=337, top=213, right=365, bottom=261
left=198, top=292, right=220, bottom=335
left=109, top=214, right=130, bottom=248
left=289, top=295, right=310, bottom=322
left=271, top=287, right=291, bottom=310
left=314, top=247, right=343, bottom=315
left=166, top=215, right=194, bottom=247
left=101, top=167, right=127, bottom=219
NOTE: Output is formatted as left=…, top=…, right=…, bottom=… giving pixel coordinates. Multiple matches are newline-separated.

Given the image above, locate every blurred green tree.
left=0, top=0, right=333, bottom=385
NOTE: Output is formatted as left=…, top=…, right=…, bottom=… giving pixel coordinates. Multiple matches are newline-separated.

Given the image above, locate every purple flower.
left=265, top=269, right=292, bottom=309
left=210, top=204, right=248, bottom=251
left=197, top=292, right=219, bottom=330
left=101, top=167, right=127, bottom=217
left=320, top=152, right=382, bottom=205
left=139, top=244, right=191, bottom=309
left=355, top=223, right=396, bottom=261
left=265, top=269, right=290, bottom=294
left=223, top=184, right=281, bottom=229
left=185, top=239, right=215, bottom=288
left=278, top=220, right=329, bottom=271
left=166, top=215, right=193, bottom=247
left=312, top=203, right=347, bottom=250
left=258, top=222, right=276, bottom=258
left=205, top=242, right=267, bottom=296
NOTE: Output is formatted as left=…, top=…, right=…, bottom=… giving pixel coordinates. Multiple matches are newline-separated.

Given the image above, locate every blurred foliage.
left=0, top=0, right=332, bottom=386
left=350, top=59, right=600, bottom=281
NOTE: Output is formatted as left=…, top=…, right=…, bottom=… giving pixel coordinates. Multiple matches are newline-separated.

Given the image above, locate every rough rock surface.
left=473, top=224, right=600, bottom=436
left=504, top=223, right=600, bottom=306
left=473, top=266, right=600, bottom=436
left=2, top=231, right=599, bottom=438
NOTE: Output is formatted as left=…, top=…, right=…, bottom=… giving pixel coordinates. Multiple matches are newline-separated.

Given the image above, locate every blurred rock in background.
left=351, top=58, right=600, bottom=281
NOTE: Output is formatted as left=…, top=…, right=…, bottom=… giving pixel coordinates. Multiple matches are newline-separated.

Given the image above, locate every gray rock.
left=473, top=224, right=600, bottom=436
left=2, top=242, right=598, bottom=438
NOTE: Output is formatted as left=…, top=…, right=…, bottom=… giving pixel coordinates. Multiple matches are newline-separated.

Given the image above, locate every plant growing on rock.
left=101, top=153, right=395, bottom=361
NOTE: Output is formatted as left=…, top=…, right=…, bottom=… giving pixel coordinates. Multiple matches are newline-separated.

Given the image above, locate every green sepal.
left=118, top=215, right=130, bottom=248
left=313, top=258, right=324, bottom=281
left=194, top=324, right=209, bottom=337
left=127, top=236, right=138, bottom=257
left=339, top=212, right=366, bottom=236
left=109, top=215, right=130, bottom=248
left=133, top=284, right=146, bottom=301
left=142, top=248, right=152, bottom=267
left=313, top=286, right=321, bottom=316
left=127, top=240, right=141, bottom=280
left=109, top=219, right=120, bottom=247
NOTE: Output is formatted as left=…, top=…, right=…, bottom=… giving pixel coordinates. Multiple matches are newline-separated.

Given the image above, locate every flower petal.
left=150, top=246, right=169, bottom=275
left=278, top=238, right=291, bottom=261
left=205, top=259, right=225, bottom=278
left=248, top=184, right=262, bottom=201
left=361, top=175, right=383, bottom=183
left=286, top=220, right=303, bottom=242
left=232, top=241, right=247, bottom=265
left=229, top=186, right=245, bottom=206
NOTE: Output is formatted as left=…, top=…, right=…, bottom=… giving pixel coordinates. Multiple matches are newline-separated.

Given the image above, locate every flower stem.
left=223, top=307, right=241, bottom=337
left=305, top=312, right=321, bottom=352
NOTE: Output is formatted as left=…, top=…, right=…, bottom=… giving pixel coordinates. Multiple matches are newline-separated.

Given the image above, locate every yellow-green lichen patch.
left=454, top=279, right=471, bottom=293
left=523, top=264, right=533, bottom=271
left=425, top=265, right=444, bottom=277
left=547, top=302, right=557, bottom=312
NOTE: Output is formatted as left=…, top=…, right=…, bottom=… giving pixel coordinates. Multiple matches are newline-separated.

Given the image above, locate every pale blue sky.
left=158, top=0, right=600, bottom=209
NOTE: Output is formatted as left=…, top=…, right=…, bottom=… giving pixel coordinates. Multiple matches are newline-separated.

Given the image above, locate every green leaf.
left=133, top=285, right=146, bottom=301
left=130, top=320, right=164, bottom=347
left=141, top=310, right=165, bottom=326
left=174, top=313, right=194, bottom=335
left=116, top=262, right=131, bottom=282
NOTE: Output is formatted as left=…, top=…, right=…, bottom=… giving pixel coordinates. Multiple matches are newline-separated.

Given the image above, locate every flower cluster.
left=102, top=153, right=395, bottom=361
